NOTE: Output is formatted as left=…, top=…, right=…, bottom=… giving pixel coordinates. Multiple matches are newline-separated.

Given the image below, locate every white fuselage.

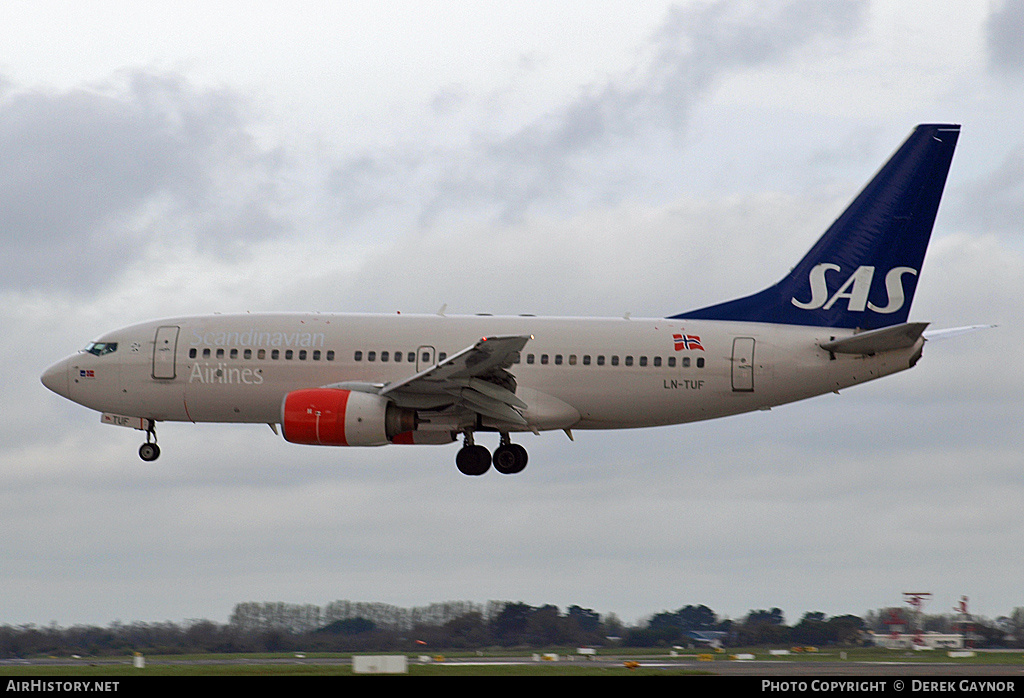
left=43, top=312, right=923, bottom=434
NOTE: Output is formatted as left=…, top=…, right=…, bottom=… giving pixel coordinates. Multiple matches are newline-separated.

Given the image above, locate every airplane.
left=42, top=123, right=963, bottom=476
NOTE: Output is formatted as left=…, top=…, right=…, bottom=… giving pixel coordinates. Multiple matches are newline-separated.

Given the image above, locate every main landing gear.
left=456, top=432, right=528, bottom=476
left=138, top=420, right=160, bottom=462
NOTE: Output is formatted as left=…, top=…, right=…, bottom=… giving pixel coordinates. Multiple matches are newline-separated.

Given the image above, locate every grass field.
left=1, top=647, right=1021, bottom=676
left=0, top=663, right=707, bottom=677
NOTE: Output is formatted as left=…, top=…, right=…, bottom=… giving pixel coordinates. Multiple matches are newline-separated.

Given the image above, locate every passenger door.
left=152, top=326, right=180, bottom=379
left=731, top=337, right=755, bottom=392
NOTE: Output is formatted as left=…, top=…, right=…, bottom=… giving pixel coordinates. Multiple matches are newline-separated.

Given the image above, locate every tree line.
left=2, top=601, right=1022, bottom=657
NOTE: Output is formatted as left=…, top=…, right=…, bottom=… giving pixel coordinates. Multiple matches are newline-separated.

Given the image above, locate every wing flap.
left=380, top=335, right=531, bottom=423
left=449, top=387, right=528, bottom=425
left=449, top=377, right=529, bottom=410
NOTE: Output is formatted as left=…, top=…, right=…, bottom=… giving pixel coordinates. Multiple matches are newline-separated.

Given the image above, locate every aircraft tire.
left=456, top=445, right=491, bottom=476
left=493, top=444, right=528, bottom=474
left=139, top=443, right=161, bottom=462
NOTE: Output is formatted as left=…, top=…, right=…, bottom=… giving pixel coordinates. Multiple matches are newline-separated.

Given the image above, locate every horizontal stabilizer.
left=923, top=324, right=997, bottom=342
left=819, top=322, right=928, bottom=355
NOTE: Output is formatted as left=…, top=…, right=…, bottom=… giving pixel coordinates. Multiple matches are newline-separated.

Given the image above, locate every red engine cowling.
left=281, top=389, right=416, bottom=446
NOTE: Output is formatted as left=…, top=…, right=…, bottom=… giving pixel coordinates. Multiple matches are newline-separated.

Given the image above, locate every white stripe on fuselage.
left=69, top=312, right=922, bottom=430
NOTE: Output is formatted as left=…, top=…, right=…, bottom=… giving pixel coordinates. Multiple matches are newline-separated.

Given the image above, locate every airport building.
left=869, top=632, right=964, bottom=650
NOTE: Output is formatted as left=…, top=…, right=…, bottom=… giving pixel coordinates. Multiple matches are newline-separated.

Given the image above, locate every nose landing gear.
left=138, top=421, right=160, bottom=462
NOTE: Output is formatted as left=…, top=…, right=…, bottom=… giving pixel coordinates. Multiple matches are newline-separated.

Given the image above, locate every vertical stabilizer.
left=672, top=124, right=960, bottom=329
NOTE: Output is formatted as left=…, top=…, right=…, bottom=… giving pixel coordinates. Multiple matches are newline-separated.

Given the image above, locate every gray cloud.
left=6, top=1, right=1023, bottom=627
left=986, top=0, right=1024, bottom=74
left=0, top=72, right=282, bottom=292
left=957, top=146, right=1024, bottom=237
left=325, top=0, right=868, bottom=231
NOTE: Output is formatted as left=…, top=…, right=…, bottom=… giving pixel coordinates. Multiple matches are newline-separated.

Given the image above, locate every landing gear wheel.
left=493, top=443, right=528, bottom=474
left=139, top=442, right=161, bottom=462
left=456, top=444, right=491, bottom=476
left=138, top=420, right=160, bottom=461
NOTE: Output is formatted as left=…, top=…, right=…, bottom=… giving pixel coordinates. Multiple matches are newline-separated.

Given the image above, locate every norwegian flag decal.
left=673, top=333, right=704, bottom=351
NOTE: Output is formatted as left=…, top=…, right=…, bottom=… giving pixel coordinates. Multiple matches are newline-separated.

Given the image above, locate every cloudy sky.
left=3, top=0, right=1022, bottom=628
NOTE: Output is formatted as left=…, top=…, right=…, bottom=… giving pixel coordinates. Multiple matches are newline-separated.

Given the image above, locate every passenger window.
left=381, top=351, right=389, bottom=362
left=354, top=351, right=363, bottom=361
left=216, top=348, right=224, bottom=359
left=368, top=351, right=376, bottom=362
left=299, top=350, right=307, bottom=360
left=407, top=352, right=415, bottom=363
left=653, top=356, right=661, bottom=367
left=683, top=357, right=690, bottom=367
left=640, top=356, right=648, bottom=367
left=421, top=352, right=430, bottom=363
left=611, top=356, right=619, bottom=366
left=189, top=348, right=197, bottom=359
left=394, top=351, right=402, bottom=363
left=438, top=352, right=447, bottom=361
left=697, top=357, right=705, bottom=368
left=244, top=349, right=252, bottom=359
left=230, top=348, right=238, bottom=359
left=597, top=355, right=605, bottom=366
left=258, top=349, right=266, bottom=360
left=327, top=350, right=335, bottom=361
left=541, top=354, right=549, bottom=365
left=568, top=355, right=577, bottom=366
left=554, top=354, right=562, bottom=365
left=203, top=348, right=211, bottom=359
left=312, top=350, right=320, bottom=360
left=583, top=355, right=591, bottom=365
left=667, top=356, right=675, bottom=367
left=527, top=354, right=535, bottom=365
left=272, top=350, right=280, bottom=360
left=285, top=350, right=294, bottom=360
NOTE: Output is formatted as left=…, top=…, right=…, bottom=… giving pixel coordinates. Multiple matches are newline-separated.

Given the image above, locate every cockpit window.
left=83, top=342, right=118, bottom=356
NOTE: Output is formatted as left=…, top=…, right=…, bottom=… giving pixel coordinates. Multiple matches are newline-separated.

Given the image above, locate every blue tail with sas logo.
left=672, top=124, right=960, bottom=329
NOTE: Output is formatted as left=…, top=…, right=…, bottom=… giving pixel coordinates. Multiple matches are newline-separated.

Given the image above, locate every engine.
left=281, top=389, right=417, bottom=446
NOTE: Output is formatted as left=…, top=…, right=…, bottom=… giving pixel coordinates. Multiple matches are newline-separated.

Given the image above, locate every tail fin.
left=672, top=124, right=960, bottom=329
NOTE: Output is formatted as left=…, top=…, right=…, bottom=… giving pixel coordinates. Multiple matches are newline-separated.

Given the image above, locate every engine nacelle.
left=281, top=389, right=416, bottom=446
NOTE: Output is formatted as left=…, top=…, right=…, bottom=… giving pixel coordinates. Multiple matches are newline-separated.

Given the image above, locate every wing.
left=332, top=335, right=532, bottom=426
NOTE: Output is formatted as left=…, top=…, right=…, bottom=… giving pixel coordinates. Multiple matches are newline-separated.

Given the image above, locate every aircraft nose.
left=41, top=358, right=70, bottom=398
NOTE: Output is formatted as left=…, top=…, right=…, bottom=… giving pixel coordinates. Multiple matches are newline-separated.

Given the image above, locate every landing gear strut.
left=455, top=432, right=528, bottom=476
left=138, top=420, right=160, bottom=462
